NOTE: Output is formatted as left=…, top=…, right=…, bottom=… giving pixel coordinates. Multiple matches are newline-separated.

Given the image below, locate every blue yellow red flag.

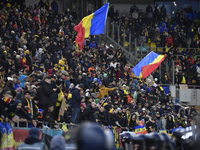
left=132, top=52, right=166, bottom=79
left=74, top=3, right=109, bottom=49
left=135, top=125, right=147, bottom=134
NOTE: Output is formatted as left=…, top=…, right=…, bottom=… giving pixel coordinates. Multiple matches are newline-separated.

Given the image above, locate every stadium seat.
left=195, top=35, right=198, bottom=39
left=151, top=43, right=156, bottom=47
left=166, top=48, right=170, bottom=52
left=144, top=43, right=149, bottom=47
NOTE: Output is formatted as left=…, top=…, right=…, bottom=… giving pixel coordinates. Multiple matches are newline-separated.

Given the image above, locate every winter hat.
left=103, top=73, right=107, bottom=78
left=152, top=106, right=156, bottom=110
left=50, top=135, right=65, bottom=150
left=29, top=128, right=40, bottom=139
left=95, top=99, right=100, bottom=104
left=79, top=83, right=84, bottom=89
left=17, top=87, right=22, bottom=92
left=56, top=80, right=63, bottom=86
left=91, top=93, right=97, bottom=98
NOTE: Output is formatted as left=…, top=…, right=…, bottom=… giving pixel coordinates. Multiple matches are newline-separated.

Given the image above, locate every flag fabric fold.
left=132, top=52, right=166, bottom=79
left=74, top=3, right=109, bottom=50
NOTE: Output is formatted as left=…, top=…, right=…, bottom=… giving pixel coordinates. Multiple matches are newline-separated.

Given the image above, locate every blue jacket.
left=14, top=82, right=19, bottom=90
left=159, top=25, right=168, bottom=33
left=132, top=79, right=138, bottom=90
left=20, top=75, right=27, bottom=88
left=65, top=80, right=71, bottom=89
left=89, top=43, right=96, bottom=49
left=70, top=88, right=83, bottom=108
left=159, top=107, right=164, bottom=116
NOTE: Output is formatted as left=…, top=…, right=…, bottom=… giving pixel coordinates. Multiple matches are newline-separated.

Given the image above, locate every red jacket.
left=20, top=57, right=27, bottom=69
left=166, top=37, right=173, bottom=46
left=34, top=15, right=41, bottom=24
left=115, top=70, right=123, bottom=80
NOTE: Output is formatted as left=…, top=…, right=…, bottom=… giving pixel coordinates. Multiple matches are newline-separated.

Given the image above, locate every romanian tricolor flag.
left=3, top=97, right=11, bottom=104
left=132, top=52, right=166, bottom=79
left=74, top=3, right=109, bottom=50
left=135, top=125, right=147, bottom=135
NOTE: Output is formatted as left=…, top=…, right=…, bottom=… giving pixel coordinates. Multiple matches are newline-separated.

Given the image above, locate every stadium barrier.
left=1, top=120, right=177, bottom=149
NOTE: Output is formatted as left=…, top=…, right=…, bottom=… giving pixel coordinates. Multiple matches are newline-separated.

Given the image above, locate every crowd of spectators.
left=0, top=0, right=198, bottom=134
left=109, top=3, right=200, bottom=49
left=109, top=4, right=200, bottom=85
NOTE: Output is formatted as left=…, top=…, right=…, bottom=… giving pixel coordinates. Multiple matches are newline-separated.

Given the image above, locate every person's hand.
left=32, top=120, right=37, bottom=127
left=55, top=121, right=57, bottom=124
left=25, top=106, right=31, bottom=110
left=96, top=119, right=99, bottom=122
left=12, top=117, right=19, bottom=123
left=53, top=88, right=57, bottom=92
left=70, top=122, right=73, bottom=125
left=23, top=119, right=27, bottom=122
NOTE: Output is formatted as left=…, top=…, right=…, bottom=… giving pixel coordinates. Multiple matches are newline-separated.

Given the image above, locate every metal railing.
left=105, top=18, right=200, bottom=59
left=11, top=121, right=79, bottom=129
left=98, top=34, right=140, bottom=66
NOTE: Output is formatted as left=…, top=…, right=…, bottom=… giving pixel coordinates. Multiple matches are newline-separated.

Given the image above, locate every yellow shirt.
left=59, top=59, right=65, bottom=71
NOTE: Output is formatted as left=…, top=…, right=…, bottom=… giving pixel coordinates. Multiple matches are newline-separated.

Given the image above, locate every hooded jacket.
left=20, top=32, right=27, bottom=45
left=50, top=136, right=65, bottom=150
left=70, top=88, right=83, bottom=108
left=38, top=80, right=54, bottom=105
left=98, top=86, right=115, bottom=99
left=20, top=75, right=27, bottom=88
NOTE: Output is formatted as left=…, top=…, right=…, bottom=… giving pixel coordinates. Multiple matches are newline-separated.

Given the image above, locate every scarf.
left=127, top=113, right=131, bottom=126
left=165, top=75, right=168, bottom=80
left=26, top=99, right=33, bottom=118
left=2, top=97, right=12, bottom=104
left=56, top=87, right=64, bottom=107
left=23, top=57, right=26, bottom=63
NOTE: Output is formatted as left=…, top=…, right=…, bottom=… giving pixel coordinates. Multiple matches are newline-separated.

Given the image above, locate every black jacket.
left=110, top=113, right=119, bottom=126
left=129, top=119, right=137, bottom=130
left=81, top=104, right=94, bottom=122
left=98, top=111, right=107, bottom=125
left=50, top=81, right=60, bottom=102
left=0, top=97, right=8, bottom=118
left=38, top=81, right=54, bottom=105
left=7, top=101, right=33, bottom=121
left=166, top=118, right=175, bottom=130
left=21, top=98, right=38, bottom=119
left=44, top=111, right=55, bottom=123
